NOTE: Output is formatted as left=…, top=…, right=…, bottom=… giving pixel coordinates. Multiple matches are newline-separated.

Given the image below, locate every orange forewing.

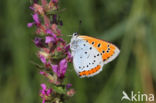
left=79, top=36, right=116, bottom=61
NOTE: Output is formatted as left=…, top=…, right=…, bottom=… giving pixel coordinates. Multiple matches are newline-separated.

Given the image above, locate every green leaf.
left=52, top=85, right=66, bottom=94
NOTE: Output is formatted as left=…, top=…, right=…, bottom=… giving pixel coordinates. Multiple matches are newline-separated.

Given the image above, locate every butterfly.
left=70, top=33, right=120, bottom=78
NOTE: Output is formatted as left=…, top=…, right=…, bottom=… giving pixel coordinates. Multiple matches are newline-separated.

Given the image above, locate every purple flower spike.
left=28, top=0, right=75, bottom=102
left=45, top=36, right=55, bottom=43
left=33, top=13, right=40, bottom=24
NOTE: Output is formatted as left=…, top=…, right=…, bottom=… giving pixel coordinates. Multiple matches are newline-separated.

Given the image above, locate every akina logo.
left=121, top=91, right=154, bottom=102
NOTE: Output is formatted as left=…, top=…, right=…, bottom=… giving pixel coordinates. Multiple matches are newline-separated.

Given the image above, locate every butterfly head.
left=70, top=32, right=79, bottom=51
left=72, top=32, right=78, bottom=37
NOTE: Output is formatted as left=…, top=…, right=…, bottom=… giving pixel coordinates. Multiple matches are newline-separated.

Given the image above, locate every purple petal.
left=60, top=20, right=63, bottom=26
left=40, top=71, right=44, bottom=75
left=29, top=6, right=34, bottom=11
left=58, top=38, right=65, bottom=43
left=27, top=22, right=34, bottom=27
left=42, top=99, right=45, bottom=103
left=66, top=83, right=72, bottom=89
left=46, top=29, right=57, bottom=39
left=34, top=37, right=44, bottom=48
left=51, top=65, right=58, bottom=75
left=65, top=45, right=70, bottom=51
left=45, top=36, right=55, bottom=43
left=47, top=89, right=52, bottom=95
left=40, top=55, right=46, bottom=64
left=52, top=14, right=57, bottom=24
left=67, top=51, right=72, bottom=60
left=52, top=0, right=58, bottom=3
left=40, top=89, right=46, bottom=96
left=41, top=84, right=46, bottom=90
left=33, top=0, right=38, bottom=3
left=33, top=13, right=40, bottom=24
left=59, top=59, right=67, bottom=78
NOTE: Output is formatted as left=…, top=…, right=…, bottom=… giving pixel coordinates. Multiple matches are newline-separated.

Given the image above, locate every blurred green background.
left=0, top=0, right=156, bottom=103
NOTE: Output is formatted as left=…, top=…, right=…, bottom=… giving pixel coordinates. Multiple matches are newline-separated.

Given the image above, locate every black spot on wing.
left=97, top=43, right=101, bottom=47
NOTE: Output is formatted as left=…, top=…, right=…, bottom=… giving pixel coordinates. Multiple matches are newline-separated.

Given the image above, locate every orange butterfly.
left=70, top=33, right=120, bottom=78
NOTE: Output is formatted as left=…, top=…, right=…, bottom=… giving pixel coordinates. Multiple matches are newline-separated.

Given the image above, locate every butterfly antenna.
left=78, top=20, right=82, bottom=34
left=66, top=35, right=72, bottom=37
left=63, top=20, right=82, bottom=37
left=62, top=34, right=72, bottom=37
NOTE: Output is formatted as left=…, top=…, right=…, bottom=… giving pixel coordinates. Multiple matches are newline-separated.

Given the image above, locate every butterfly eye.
left=73, top=32, right=78, bottom=36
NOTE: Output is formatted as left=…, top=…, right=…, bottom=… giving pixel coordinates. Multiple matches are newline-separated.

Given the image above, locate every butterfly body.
left=70, top=33, right=120, bottom=78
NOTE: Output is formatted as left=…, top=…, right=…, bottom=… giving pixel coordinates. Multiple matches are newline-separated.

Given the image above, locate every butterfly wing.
left=79, top=36, right=120, bottom=65
left=71, top=37, right=103, bottom=78
left=70, top=34, right=120, bottom=78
